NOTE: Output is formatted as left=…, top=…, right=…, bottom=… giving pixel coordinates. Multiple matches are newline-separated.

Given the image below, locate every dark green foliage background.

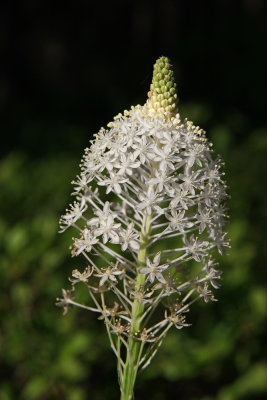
left=1, top=1, right=267, bottom=399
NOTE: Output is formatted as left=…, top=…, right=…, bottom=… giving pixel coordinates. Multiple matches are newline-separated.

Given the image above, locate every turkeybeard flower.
left=57, top=56, right=229, bottom=400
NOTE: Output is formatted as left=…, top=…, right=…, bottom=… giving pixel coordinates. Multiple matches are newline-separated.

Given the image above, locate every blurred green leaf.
left=218, top=363, right=267, bottom=400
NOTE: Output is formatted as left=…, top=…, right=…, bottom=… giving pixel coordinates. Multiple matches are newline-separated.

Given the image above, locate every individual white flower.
left=71, top=228, right=99, bottom=256
left=132, top=135, right=153, bottom=163
left=183, top=143, right=206, bottom=168
left=115, top=153, right=140, bottom=175
left=204, top=259, right=222, bottom=289
left=164, top=305, right=191, bottom=329
left=195, top=205, right=213, bottom=233
left=94, top=215, right=121, bottom=244
left=157, top=129, right=181, bottom=153
left=150, top=145, right=176, bottom=172
left=199, top=185, right=215, bottom=207
left=108, top=136, right=128, bottom=157
left=202, top=158, right=224, bottom=184
left=140, top=252, right=168, bottom=283
left=169, top=185, right=191, bottom=210
left=86, top=202, right=121, bottom=244
left=71, top=174, right=91, bottom=194
left=88, top=201, right=112, bottom=226
left=59, top=198, right=87, bottom=232
left=98, top=173, right=128, bottom=194
left=178, top=171, right=200, bottom=195
left=197, top=282, right=217, bottom=303
left=94, top=153, right=115, bottom=172
left=95, top=266, right=124, bottom=286
left=56, top=289, right=76, bottom=315
left=209, top=230, right=230, bottom=255
left=183, top=235, right=210, bottom=262
left=137, top=186, right=163, bottom=215
left=212, top=204, right=228, bottom=228
left=148, top=169, right=173, bottom=193
left=153, top=272, right=181, bottom=296
left=119, top=222, right=139, bottom=251
left=165, top=209, right=193, bottom=232
left=69, top=266, right=94, bottom=285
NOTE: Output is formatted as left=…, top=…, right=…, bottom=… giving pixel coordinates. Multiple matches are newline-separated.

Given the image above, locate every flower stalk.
left=57, top=56, right=229, bottom=399
left=121, top=213, right=151, bottom=399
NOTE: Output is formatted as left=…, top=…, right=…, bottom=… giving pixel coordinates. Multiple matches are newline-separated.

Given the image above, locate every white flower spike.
left=57, top=56, right=229, bottom=400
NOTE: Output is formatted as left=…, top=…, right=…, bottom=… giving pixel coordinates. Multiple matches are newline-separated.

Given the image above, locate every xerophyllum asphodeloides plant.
left=57, top=57, right=229, bottom=399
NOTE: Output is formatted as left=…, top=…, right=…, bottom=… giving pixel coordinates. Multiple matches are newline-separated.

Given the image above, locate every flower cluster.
left=57, top=57, right=229, bottom=378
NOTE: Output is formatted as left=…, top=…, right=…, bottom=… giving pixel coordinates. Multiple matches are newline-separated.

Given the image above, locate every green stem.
left=120, top=213, right=152, bottom=400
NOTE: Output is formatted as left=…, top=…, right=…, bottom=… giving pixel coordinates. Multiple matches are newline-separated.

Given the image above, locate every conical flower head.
left=146, top=56, right=178, bottom=118
left=59, top=57, right=229, bottom=340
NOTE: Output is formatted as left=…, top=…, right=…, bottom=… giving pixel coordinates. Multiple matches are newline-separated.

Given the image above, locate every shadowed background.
left=1, top=1, right=267, bottom=399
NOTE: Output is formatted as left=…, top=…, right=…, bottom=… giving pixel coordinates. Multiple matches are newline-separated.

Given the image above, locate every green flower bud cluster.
left=146, top=56, right=178, bottom=118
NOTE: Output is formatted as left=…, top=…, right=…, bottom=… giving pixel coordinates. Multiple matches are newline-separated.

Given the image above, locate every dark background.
left=1, top=1, right=267, bottom=400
